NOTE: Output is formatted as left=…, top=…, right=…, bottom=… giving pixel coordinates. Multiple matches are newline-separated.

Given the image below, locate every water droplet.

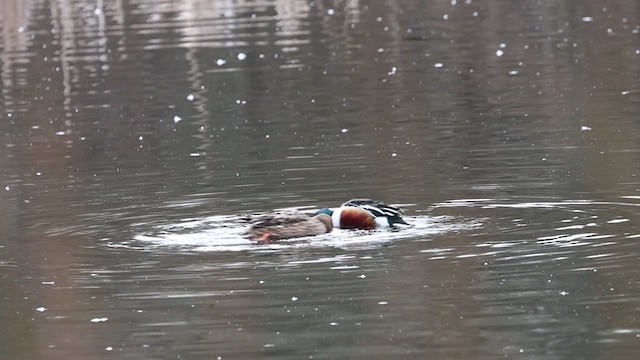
left=291, top=297, right=298, bottom=301
left=36, top=307, right=47, bottom=312
left=581, top=125, right=592, bottom=131
left=216, top=59, right=226, bottom=66
left=496, top=49, right=504, bottom=57
left=237, top=53, right=247, bottom=60
left=434, top=63, right=443, bottom=68
left=174, top=116, right=182, bottom=123
left=582, top=16, right=593, bottom=22
left=327, top=9, right=335, bottom=15
left=186, top=94, right=194, bottom=101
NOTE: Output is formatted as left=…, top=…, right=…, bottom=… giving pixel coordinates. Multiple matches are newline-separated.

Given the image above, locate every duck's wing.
left=249, top=212, right=311, bottom=228
left=341, top=198, right=404, bottom=217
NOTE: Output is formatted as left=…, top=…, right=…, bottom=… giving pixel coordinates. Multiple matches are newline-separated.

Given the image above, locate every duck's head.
left=314, top=208, right=334, bottom=216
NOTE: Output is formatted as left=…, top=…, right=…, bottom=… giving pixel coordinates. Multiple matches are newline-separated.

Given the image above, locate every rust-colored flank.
left=340, top=208, right=376, bottom=229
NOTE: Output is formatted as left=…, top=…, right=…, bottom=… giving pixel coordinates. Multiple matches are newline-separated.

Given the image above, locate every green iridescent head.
left=314, top=208, right=334, bottom=217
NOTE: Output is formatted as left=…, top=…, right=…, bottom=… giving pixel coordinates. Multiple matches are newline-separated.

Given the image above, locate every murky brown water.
left=1, top=0, right=639, bottom=359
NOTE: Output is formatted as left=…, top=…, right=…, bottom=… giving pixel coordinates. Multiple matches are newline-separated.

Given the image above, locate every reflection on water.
left=1, top=0, right=640, bottom=359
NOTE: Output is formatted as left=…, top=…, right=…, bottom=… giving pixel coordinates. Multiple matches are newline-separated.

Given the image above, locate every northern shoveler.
left=315, top=199, right=409, bottom=229
left=245, top=212, right=333, bottom=244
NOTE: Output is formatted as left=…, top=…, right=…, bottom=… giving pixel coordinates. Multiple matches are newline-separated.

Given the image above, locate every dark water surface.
left=1, top=0, right=640, bottom=358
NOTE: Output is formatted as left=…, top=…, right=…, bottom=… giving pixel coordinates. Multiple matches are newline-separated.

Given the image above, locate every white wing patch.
left=341, top=199, right=403, bottom=218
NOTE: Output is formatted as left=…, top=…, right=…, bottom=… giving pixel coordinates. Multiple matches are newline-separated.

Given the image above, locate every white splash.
left=132, top=214, right=475, bottom=252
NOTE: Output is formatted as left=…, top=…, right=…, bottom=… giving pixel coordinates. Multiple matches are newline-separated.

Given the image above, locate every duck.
left=245, top=212, right=333, bottom=244
left=315, top=199, right=410, bottom=229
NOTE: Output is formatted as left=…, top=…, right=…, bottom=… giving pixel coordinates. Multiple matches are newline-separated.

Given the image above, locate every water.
left=1, top=0, right=639, bottom=358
